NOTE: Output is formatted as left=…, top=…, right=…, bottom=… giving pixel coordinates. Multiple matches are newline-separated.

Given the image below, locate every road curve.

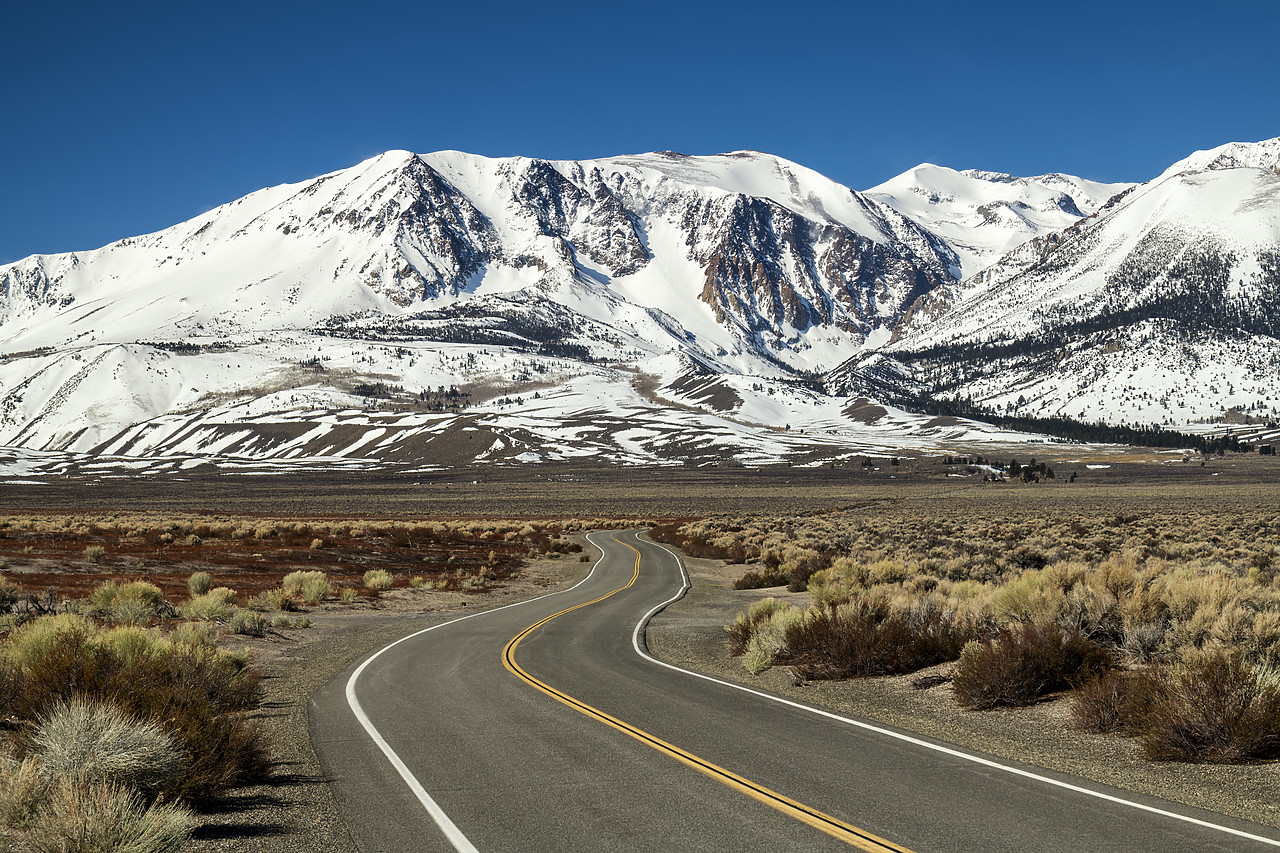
left=311, top=530, right=1280, bottom=852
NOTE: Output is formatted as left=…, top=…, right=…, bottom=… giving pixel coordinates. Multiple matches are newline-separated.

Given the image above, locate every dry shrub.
left=281, top=570, right=330, bottom=604
left=229, top=609, right=267, bottom=637
left=1138, top=650, right=1280, bottom=763
left=186, top=572, right=213, bottom=598
left=181, top=588, right=236, bottom=622
left=31, top=698, right=186, bottom=798
left=363, top=570, right=394, bottom=592
left=2, top=615, right=269, bottom=803
left=741, top=602, right=804, bottom=674
left=781, top=597, right=976, bottom=680
left=952, top=622, right=1113, bottom=710
left=246, top=587, right=300, bottom=612
left=0, top=753, right=47, bottom=828
left=732, top=566, right=790, bottom=590
left=1069, top=669, right=1160, bottom=735
left=782, top=546, right=827, bottom=592
left=724, top=597, right=791, bottom=656
left=0, top=575, right=19, bottom=612
left=23, top=776, right=194, bottom=853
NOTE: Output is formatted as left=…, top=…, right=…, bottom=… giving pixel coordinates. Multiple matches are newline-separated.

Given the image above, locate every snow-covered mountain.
left=1, top=139, right=1275, bottom=475
left=0, top=150, right=963, bottom=371
left=0, top=148, right=994, bottom=467
left=834, top=139, right=1280, bottom=426
left=866, top=164, right=1130, bottom=279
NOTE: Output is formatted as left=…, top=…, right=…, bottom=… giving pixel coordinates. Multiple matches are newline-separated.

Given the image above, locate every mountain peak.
left=1158, top=136, right=1280, bottom=181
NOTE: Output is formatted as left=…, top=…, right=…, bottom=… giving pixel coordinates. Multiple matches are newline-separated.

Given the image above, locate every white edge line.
left=344, top=536, right=611, bottom=853
left=626, top=531, right=1280, bottom=849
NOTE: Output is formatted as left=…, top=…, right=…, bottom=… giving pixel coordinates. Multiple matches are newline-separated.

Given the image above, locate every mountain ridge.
left=1, top=138, right=1277, bottom=474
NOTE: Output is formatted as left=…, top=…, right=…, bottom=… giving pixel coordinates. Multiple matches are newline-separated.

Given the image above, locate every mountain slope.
left=2, top=140, right=1275, bottom=473
left=0, top=148, right=980, bottom=460
left=834, top=141, right=1280, bottom=426
left=866, top=164, right=1131, bottom=279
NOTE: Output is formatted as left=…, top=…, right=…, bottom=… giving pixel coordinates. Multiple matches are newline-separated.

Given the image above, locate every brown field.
left=0, top=513, right=594, bottom=605
left=1, top=451, right=1275, bottom=603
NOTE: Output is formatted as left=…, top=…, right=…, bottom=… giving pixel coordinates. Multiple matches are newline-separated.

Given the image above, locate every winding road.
left=311, top=531, right=1280, bottom=852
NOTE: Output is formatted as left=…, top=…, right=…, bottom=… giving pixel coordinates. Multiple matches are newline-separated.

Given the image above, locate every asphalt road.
left=311, top=531, right=1280, bottom=852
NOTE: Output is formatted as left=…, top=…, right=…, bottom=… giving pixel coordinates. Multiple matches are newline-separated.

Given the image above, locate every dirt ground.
left=2, top=450, right=1276, bottom=520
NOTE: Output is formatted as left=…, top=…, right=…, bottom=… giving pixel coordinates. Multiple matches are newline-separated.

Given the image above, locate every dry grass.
left=691, top=485, right=1280, bottom=762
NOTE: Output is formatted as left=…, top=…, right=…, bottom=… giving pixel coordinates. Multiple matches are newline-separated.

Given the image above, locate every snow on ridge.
left=866, top=163, right=1133, bottom=278
left=1157, top=136, right=1280, bottom=181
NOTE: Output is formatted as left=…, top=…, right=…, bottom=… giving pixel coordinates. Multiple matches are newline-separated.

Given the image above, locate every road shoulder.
left=643, top=543, right=1280, bottom=833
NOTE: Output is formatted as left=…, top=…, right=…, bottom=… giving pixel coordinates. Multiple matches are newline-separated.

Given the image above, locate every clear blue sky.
left=3, top=0, right=1276, bottom=264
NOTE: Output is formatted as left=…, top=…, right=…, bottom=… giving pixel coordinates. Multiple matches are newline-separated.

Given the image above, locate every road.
left=311, top=530, right=1280, bottom=852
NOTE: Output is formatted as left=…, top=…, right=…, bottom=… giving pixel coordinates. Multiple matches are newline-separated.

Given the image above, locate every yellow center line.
left=502, top=534, right=915, bottom=853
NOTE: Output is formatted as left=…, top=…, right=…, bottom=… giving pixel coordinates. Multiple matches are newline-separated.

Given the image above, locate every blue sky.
left=2, top=0, right=1276, bottom=264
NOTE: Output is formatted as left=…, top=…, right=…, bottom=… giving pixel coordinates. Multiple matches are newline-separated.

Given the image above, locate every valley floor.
left=6, top=461, right=1278, bottom=849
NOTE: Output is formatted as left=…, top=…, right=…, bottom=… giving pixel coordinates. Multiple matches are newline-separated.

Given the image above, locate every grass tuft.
left=23, top=776, right=195, bottom=853
left=31, top=697, right=186, bottom=798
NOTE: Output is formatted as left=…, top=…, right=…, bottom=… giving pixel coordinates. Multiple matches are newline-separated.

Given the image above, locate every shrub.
left=282, top=570, right=330, bottom=604
left=229, top=609, right=267, bottom=637
left=1070, top=670, right=1160, bottom=735
left=363, top=570, right=394, bottom=592
left=246, top=588, right=300, bottom=612
left=0, top=575, right=20, bottom=612
left=181, top=588, right=236, bottom=622
left=724, top=597, right=790, bottom=656
left=1138, top=650, right=1280, bottom=762
left=23, top=777, right=195, bottom=853
left=107, top=599, right=156, bottom=627
left=31, top=698, right=186, bottom=798
left=952, top=622, right=1113, bottom=710
left=100, top=627, right=166, bottom=669
left=114, top=582, right=165, bottom=613
left=84, top=545, right=106, bottom=563
left=339, top=588, right=358, bottom=604
left=186, top=572, right=213, bottom=598
left=0, top=655, right=21, bottom=716
left=736, top=600, right=804, bottom=673
left=732, top=565, right=791, bottom=590
left=87, top=581, right=121, bottom=612
left=2, top=614, right=269, bottom=803
left=782, top=598, right=976, bottom=681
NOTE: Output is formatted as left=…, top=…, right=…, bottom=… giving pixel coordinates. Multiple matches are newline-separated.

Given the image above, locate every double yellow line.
left=501, top=535, right=914, bottom=852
